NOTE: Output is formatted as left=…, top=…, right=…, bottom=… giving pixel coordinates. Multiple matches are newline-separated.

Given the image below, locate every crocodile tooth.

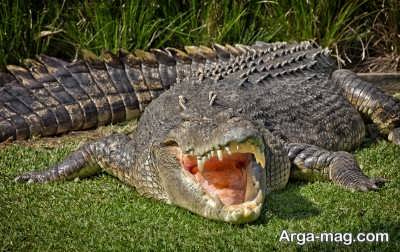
left=252, top=180, right=260, bottom=191
left=217, top=150, right=223, bottom=161
left=201, top=156, right=207, bottom=171
left=255, top=189, right=263, bottom=204
left=210, top=150, right=215, bottom=157
left=225, top=147, right=232, bottom=155
left=197, top=156, right=205, bottom=172
left=253, top=146, right=266, bottom=168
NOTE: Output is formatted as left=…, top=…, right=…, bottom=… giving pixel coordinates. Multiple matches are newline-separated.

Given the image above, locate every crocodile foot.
left=329, top=152, right=387, bottom=192
left=349, top=177, right=387, bottom=192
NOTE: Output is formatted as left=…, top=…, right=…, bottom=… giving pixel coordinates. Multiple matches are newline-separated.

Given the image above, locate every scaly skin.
left=1, top=42, right=277, bottom=142
left=8, top=40, right=400, bottom=223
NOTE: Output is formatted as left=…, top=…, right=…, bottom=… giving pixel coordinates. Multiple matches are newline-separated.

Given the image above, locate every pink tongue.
left=194, top=166, right=246, bottom=205
left=179, top=153, right=251, bottom=205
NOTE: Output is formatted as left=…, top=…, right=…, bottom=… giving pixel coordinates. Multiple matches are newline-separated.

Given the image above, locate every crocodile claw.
left=350, top=177, right=387, bottom=192
left=15, top=171, right=47, bottom=183
left=388, top=127, right=400, bottom=145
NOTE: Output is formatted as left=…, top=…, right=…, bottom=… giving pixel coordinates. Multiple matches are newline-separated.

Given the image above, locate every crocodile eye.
left=161, top=140, right=179, bottom=147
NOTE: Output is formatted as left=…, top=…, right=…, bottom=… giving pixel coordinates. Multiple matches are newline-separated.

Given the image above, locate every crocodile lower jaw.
left=219, top=183, right=264, bottom=223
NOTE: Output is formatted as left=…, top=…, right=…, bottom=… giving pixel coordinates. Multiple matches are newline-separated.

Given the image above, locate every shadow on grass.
left=255, top=182, right=321, bottom=225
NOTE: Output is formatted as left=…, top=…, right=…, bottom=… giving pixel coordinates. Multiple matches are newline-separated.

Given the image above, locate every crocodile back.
left=1, top=40, right=347, bottom=143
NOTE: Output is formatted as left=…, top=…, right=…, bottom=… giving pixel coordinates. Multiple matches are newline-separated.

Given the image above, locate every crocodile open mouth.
left=172, top=138, right=265, bottom=206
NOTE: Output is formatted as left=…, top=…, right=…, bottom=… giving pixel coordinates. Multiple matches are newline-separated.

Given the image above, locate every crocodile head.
left=160, top=118, right=266, bottom=223
left=142, top=87, right=268, bottom=223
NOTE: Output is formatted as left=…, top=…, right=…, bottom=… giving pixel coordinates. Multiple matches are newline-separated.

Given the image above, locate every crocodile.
left=4, top=40, right=400, bottom=223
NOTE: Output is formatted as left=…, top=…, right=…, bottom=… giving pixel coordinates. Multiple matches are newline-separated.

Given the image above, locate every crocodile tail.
left=0, top=44, right=237, bottom=143
left=0, top=56, right=124, bottom=142
left=0, top=52, right=140, bottom=142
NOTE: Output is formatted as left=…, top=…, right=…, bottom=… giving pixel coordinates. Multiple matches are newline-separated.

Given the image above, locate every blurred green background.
left=1, top=0, right=399, bottom=71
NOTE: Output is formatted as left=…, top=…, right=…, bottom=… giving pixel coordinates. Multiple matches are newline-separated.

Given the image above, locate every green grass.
left=0, top=124, right=399, bottom=251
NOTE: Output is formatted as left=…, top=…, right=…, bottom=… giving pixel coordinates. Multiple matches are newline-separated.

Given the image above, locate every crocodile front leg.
left=331, top=69, right=400, bottom=144
left=15, top=133, right=132, bottom=184
left=285, top=143, right=386, bottom=191
left=261, top=128, right=291, bottom=192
